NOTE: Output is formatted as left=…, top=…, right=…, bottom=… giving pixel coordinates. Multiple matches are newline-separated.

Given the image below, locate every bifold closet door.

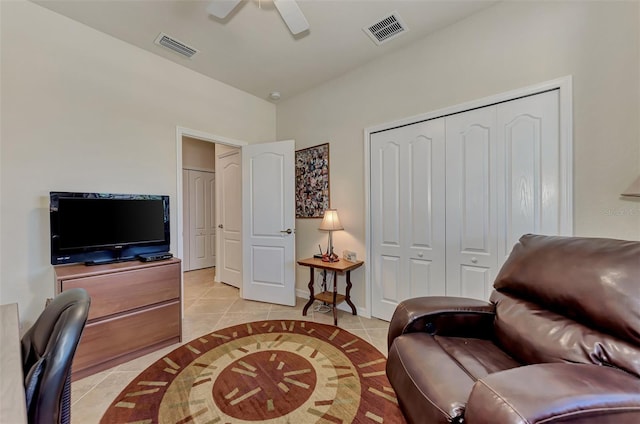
left=496, top=90, right=561, bottom=261
left=370, top=119, right=446, bottom=320
left=369, top=89, right=563, bottom=320
left=188, top=170, right=216, bottom=270
left=445, top=90, right=561, bottom=299
left=445, top=106, right=499, bottom=299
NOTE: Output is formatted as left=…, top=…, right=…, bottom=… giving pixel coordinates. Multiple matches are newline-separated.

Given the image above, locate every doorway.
left=176, top=128, right=246, bottom=311
left=176, top=129, right=297, bottom=311
left=182, top=137, right=216, bottom=271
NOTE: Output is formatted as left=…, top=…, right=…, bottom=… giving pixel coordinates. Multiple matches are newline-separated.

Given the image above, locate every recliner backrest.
left=21, top=288, right=90, bottom=424
left=490, top=234, right=640, bottom=376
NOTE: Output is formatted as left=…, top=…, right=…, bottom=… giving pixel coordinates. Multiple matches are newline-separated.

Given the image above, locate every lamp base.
left=321, top=253, right=340, bottom=263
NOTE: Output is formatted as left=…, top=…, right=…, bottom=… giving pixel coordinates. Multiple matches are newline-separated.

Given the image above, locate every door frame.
left=363, top=76, right=573, bottom=319
left=175, top=127, right=247, bottom=317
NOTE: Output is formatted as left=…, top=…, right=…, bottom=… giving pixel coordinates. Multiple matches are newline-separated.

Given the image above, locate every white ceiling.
left=33, top=0, right=497, bottom=102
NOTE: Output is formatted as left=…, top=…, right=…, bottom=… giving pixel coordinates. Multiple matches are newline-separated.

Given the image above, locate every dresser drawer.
left=72, top=301, right=180, bottom=374
left=61, top=262, right=180, bottom=320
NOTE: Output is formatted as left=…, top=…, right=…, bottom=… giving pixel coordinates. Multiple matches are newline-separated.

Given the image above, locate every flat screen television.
left=50, top=192, right=170, bottom=265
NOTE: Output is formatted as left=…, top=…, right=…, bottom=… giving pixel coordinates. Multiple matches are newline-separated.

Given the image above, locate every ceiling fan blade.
left=273, top=0, right=309, bottom=35
left=206, top=0, right=242, bottom=19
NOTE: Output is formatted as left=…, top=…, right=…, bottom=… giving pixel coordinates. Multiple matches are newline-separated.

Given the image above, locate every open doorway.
left=176, top=129, right=298, bottom=311
left=182, top=136, right=216, bottom=272
left=176, top=127, right=246, bottom=295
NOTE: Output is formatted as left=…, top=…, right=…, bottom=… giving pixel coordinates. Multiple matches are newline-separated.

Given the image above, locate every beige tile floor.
left=71, top=267, right=391, bottom=423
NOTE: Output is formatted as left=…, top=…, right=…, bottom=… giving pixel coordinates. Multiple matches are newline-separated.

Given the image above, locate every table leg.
left=332, top=271, right=338, bottom=326
left=345, top=270, right=357, bottom=315
left=302, top=267, right=315, bottom=316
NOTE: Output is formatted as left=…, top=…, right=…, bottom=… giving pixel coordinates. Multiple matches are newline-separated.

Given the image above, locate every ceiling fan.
left=207, top=0, right=310, bottom=35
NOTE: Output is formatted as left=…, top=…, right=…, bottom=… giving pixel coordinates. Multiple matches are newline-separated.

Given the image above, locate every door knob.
left=280, top=228, right=292, bottom=234
left=218, top=224, right=223, bottom=229
left=418, top=252, right=424, bottom=257
left=471, top=257, right=478, bottom=264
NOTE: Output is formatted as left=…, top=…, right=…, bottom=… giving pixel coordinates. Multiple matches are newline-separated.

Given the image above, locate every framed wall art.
left=295, top=143, right=330, bottom=218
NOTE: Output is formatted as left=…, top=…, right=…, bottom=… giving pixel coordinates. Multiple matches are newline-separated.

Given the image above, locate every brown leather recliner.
left=386, top=234, right=640, bottom=424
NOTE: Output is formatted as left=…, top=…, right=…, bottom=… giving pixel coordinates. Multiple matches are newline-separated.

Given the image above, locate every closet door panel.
left=506, top=120, right=538, bottom=244
left=461, top=128, right=491, bottom=252
left=446, top=107, right=498, bottom=299
left=406, top=121, right=446, bottom=297
left=370, top=119, right=445, bottom=320
left=381, top=256, right=401, bottom=302
left=371, top=136, right=403, bottom=319
left=409, top=136, right=434, bottom=248
left=498, top=90, right=560, bottom=259
left=381, top=143, right=401, bottom=246
left=460, top=266, right=491, bottom=300
left=410, top=258, right=441, bottom=298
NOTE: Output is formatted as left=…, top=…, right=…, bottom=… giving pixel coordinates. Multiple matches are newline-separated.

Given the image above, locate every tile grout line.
left=70, top=369, right=114, bottom=407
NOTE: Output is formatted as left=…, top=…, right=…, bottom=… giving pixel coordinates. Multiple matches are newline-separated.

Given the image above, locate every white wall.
left=277, top=1, right=640, bottom=315
left=0, top=0, right=276, bottom=325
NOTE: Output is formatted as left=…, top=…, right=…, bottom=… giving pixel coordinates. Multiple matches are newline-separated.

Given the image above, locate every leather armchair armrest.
left=466, top=363, right=640, bottom=424
left=387, top=296, right=495, bottom=349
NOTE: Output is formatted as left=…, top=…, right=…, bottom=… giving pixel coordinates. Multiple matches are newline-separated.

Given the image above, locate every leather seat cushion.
left=387, top=333, right=521, bottom=424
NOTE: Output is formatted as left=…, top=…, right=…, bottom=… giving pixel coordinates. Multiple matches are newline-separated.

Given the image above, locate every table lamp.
left=319, top=209, right=343, bottom=262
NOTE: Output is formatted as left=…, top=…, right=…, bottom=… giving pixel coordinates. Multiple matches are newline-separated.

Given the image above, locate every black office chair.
left=21, top=288, right=90, bottom=424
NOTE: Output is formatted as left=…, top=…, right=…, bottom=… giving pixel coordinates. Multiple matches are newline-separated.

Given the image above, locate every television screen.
left=50, top=192, right=170, bottom=265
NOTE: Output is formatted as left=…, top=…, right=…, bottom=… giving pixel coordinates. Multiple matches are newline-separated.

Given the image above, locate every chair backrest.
left=21, top=288, right=90, bottom=424
left=490, top=234, right=640, bottom=376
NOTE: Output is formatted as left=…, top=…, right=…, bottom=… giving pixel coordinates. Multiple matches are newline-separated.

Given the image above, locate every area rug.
left=100, top=320, right=407, bottom=423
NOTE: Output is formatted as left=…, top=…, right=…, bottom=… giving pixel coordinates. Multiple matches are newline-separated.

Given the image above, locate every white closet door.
left=497, top=90, right=561, bottom=261
left=188, top=170, right=216, bottom=270
left=368, top=88, right=568, bottom=319
left=445, top=106, right=498, bottom=300
left=371, top=119, right=446, bottom=320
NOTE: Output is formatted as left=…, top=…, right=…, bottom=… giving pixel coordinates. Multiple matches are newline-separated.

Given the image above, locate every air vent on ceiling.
left=154, top=32, right=198, bottom=59
left=363, top=11, right=409, bottom=46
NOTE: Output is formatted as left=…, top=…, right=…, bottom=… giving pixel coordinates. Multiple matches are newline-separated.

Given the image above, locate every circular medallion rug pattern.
left=100, top=320, right=407, bottom=424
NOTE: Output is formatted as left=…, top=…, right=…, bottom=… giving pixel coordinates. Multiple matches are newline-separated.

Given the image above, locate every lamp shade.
left=319, top=209, right=344, bottom=231
left=622, top=176, right=640, bottom=197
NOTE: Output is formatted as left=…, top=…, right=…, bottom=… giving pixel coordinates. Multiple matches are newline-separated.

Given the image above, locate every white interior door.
left=370, top=119, right=446, bottom=320
left=445, top=106, right=499, bottom=300
left=188, top=170, right=216, bottom=270
left=242, top=140, right=296, bottom=306
left=215, top=145, right=242, bottom=288
left=182, top=169, right=191, bottom=271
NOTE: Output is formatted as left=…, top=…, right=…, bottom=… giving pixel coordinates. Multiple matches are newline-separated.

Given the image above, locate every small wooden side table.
left=298, top=257, right=364, bottom=325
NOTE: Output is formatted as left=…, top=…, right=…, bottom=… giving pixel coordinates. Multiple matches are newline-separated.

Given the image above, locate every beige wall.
left=2, top=0, right=639, bottom=325
left=0, top=1, right=275, bottom=325
left=277, top=1, right=640, bottom=315
left=183, top=136, right=216, bottom=172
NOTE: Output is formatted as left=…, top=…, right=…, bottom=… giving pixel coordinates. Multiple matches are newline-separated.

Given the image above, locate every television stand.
left=54, top=258, right=182, bottom=380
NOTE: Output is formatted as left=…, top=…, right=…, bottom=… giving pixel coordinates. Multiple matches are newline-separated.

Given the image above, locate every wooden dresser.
left=54, top=258, right=181, bottom=380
